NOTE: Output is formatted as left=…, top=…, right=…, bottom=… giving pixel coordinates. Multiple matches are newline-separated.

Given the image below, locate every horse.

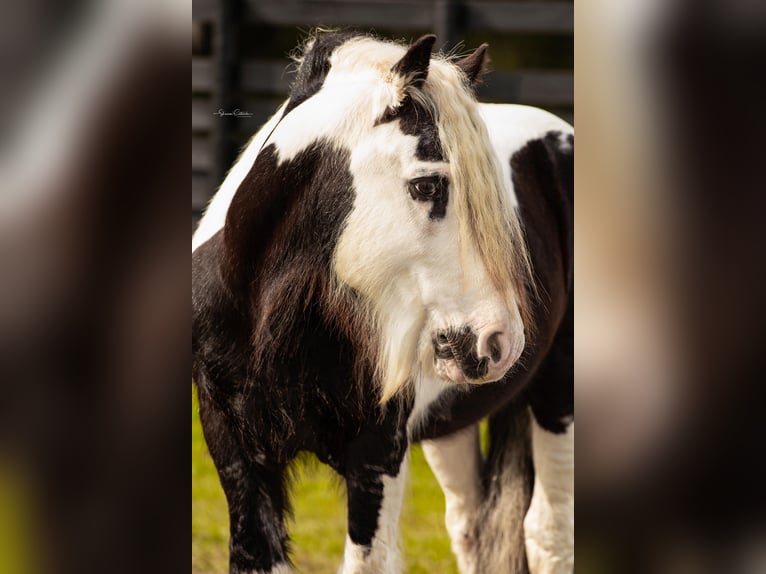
left=192, top=31, right=573, bottom=574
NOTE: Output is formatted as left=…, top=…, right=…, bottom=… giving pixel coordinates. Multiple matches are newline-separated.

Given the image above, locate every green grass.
left=0, top=465, right=35, bottom=574
left=192, top=389, right=458, bottom=573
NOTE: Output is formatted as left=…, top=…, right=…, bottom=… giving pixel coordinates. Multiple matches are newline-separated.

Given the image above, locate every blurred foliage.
left=0, top=465, right=34, bottom=574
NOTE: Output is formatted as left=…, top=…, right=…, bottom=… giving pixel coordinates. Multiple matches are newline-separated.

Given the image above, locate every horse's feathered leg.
left=472, top=398, right=534, bottom=574
left=336, top=415, right=410, bottom=574
left=524, top=416, right=574, bottom=574
left=198, top=386, right=292, bottom=574
left=421, top=424, right=483, bottom=574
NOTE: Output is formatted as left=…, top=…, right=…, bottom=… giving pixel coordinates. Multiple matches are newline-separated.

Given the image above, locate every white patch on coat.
left=338, top=451, right=409, bottom=574
left=421, top=424, right=483, bottom=574
left=524, top=415, right=574, bottom=574
left=339, top=536, right=368, bottom=574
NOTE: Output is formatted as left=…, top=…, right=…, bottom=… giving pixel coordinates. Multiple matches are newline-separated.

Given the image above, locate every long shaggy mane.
left=253, top=33, right=535, bottom=405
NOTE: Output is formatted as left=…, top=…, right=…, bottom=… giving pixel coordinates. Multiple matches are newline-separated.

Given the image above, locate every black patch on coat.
left=376, top=95, right=444, bottom=163
left=344, top=406, right=409, bottom=547
left=428, top=193, right=448, bottom=220
left=283, top=31, right=361, bottom=116
left=221, top=141, right=354, bottom=297
left=376, top=95, right=447, bottom=219
left=512, top=131, right=574, bottom=293
left=524, top=291, right=573, bottom=434
left=511, top=131, right=574, bottom=433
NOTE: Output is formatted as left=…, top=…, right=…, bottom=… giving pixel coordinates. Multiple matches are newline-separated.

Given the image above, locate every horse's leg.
left=198, top=392, right=292, bottom=574
left=421, top=424, right=483, bottom=574
left=337, top=428, right=410, bottom=574
left=524, top=311, right=574, bottom=574
left=523, top=415, right=573, bottom=574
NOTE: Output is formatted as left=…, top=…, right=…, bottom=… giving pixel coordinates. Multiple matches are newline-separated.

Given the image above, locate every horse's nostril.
left=477, top=326, right=513, bottom=373
left=487, top=332, right=502, bottom=363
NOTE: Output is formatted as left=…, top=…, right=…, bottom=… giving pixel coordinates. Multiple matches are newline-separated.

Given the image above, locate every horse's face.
left=255, top=34, right=531, bottom=401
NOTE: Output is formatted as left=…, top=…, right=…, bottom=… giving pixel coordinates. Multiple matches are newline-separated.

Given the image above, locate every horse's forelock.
left=425, top=60, right=536, bottom=336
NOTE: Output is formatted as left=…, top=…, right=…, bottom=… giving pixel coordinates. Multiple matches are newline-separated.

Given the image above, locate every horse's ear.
left=456, top=43, right=490, bottom=87
left=392, top=34, right=437, bottom=87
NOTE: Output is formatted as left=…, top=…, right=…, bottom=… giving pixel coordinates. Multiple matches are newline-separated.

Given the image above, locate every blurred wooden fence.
left=192, top=0, right=573, bottom=225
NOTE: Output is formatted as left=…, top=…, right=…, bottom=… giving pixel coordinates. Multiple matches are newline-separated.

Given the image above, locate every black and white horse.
left=192, top=32, right=573, bottom=574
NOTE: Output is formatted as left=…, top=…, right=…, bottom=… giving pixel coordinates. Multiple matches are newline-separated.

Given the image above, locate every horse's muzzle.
left=433, top=322, right=517, bottom=383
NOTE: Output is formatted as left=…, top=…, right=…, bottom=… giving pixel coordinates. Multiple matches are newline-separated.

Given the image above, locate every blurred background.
left=0, top=0, right=765, bottom=573
left=575, top=1, right=766, bottom=572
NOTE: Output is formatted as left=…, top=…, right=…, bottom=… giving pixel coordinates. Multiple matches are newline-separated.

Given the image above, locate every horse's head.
left=225, top=32, right=533, bottom=402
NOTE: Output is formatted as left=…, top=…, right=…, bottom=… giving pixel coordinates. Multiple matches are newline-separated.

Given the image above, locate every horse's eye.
left=415, top=181, right=437, bottom=197
left=409, top=176, right=446, bottom=201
